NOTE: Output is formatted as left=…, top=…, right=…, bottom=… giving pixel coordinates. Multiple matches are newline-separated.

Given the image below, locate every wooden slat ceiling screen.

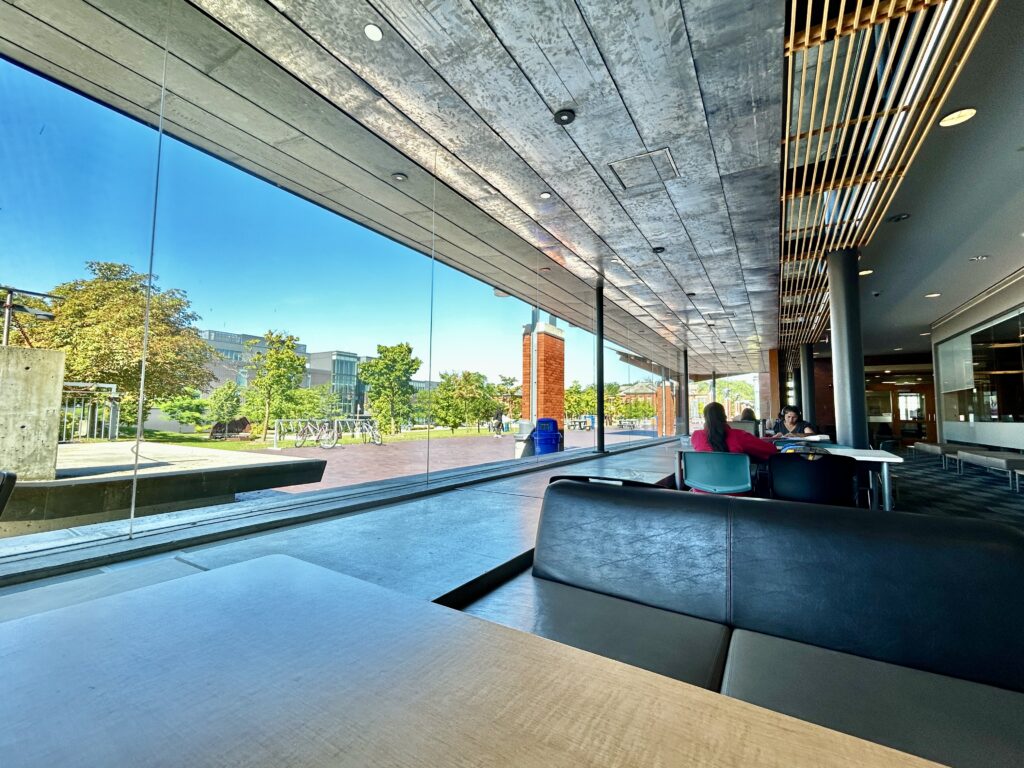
left=779, top=0, right=997, bottom=349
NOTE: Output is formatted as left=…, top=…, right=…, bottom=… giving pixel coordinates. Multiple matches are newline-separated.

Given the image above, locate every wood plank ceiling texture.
left=0, top=0, right=783, bottom=377
left=779, top=0, right=997, bottom=357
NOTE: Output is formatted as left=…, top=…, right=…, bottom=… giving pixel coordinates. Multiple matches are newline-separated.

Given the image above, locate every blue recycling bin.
left=533, top=418, right=561, bottom=455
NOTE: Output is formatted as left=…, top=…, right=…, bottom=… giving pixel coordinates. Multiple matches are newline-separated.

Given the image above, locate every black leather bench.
left=463, top=479, right=1024, bottom=767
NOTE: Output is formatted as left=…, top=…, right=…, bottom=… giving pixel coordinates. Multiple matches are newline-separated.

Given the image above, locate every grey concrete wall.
left=0, top=348, right=65, bottom=480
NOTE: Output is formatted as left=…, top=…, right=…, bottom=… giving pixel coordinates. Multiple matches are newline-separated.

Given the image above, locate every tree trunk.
left=262, top=399, right=271, bottom=443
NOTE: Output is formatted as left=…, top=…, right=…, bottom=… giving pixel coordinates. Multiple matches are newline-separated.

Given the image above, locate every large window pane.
left=1, top=56, right=163, bottom=542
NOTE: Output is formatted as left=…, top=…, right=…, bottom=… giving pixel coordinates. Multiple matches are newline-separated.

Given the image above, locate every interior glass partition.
left=939, top=307, right=1024, bottom=449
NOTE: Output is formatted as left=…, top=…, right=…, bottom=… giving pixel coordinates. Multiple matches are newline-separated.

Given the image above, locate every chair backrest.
left=769, top=453, right=858, bottom=506
left=0, top=470, right=16, bottom=518
left=681, top=451, right=751, bottom=494
left=730, top=420, right=758, bottom=437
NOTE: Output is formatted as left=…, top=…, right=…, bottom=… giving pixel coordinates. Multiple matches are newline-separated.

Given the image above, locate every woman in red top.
left=691, top=402, right=777, bottom=463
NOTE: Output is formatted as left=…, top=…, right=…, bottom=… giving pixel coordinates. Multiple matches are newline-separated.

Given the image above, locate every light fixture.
left=652, top=246, right=665, bottom=254
left=925, top=292, right=941, bottom=298
left=363, top=23, right=383, bottom=42
left=920, top=332, right=931, bottom=336
left=858, top=269, right=874, bottom=276
left=968, top=254, right=988, bottom=262
left=893, top=347, right=903, bottom=351
left=686, top=292, right=697, bottom=297
left=539, top=191, right=552, bottom=200
left=884, top=370, right=892, bottom=374
left=390, top=172, right=407, bottom=182
left=553, top=109, right=576, bottom=125
left=886, top=213, right=911, bottom=223
left=539, top=267, right=551, bottom=273
left=938, top=108, right=976, bottom=127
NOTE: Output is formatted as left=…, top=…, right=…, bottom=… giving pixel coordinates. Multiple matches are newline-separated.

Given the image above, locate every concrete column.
left=799, top=343, right=816, bottom=427
left=828, top=248, right=869, bottom=448
left=595, top=283, right=605, bottom=452
left=0, top=348, right=65, bottom=480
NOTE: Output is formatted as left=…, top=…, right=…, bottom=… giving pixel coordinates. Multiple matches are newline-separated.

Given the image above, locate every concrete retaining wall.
left=0, top=347, right=65, bottom=480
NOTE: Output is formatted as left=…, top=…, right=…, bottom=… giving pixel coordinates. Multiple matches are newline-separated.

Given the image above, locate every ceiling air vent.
left=608, top=148, right=679, bottom=190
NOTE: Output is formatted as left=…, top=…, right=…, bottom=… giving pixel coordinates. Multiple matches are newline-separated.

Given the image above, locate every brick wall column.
left=521, top=321, right=565, bottom=426
left=655, top=381, right=676, bottom=436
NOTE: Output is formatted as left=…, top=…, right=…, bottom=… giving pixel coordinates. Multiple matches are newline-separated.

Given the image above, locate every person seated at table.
left=692, top=402, right=777, bottom=463
left=767, top=405, right=816, bottom=437
left=734, top=407, right=757, bottom=422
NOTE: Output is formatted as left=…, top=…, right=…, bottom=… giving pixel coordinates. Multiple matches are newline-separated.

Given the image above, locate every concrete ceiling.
left=0, top=0, right=783, bottom=376
left=855, top=0, right=1023, bottom=356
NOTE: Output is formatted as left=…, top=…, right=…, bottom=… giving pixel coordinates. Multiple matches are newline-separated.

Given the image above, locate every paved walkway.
left=265, top=427, right=658, bottom=493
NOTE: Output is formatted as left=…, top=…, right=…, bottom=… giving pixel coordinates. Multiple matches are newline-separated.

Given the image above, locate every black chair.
left=0, top=470, right=16, bottom=518
left=768, top=453, right=859, bottom=507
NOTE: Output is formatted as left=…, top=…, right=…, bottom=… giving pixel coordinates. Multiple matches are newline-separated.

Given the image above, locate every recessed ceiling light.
left=968, top=254, right=988, bottom=262
left=539, top=191, right=552, bottom=200
left=553, top=109, right=576, bottom=125
left=920, top=332, right=931, bottom=336
left=539, top=267, right=551, bottom=273
left=720, top=341, right=727, bottom=345
left=886, top=213, right=911, bottom=223
left=884, top=370, right=892, bottom=374
left=917, top=377, right=923, bottom=381
left=893, top=347, right=903, bottom=351
left=364, top=23, right=383, bottom=42
left=652, top=246, right=665, bottom=254
left=938, top=108, right=976, bottom=127
left=390, top=172, right=407, bottom=182
left=858, top=269, right=874, bottom=276
left=686, top=292, right=697, bottom=297
left=924, top=292, right=941, bottom=298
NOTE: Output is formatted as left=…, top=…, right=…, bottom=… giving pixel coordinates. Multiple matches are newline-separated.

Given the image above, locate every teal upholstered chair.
left=679, top=452, right=752, bottom=494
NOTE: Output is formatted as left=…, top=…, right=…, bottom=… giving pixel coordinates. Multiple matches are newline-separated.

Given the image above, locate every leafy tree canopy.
left=206, top=381, right=242, bottom=429
left=151, top=389, right=207, bottom=429
left=358, top=343, right=421, bottom=435
left=243, top=331, right=308, bottom=439
left=15, top=261, right=213, bottom=426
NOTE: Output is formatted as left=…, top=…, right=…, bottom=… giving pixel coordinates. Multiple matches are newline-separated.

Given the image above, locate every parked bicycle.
left=353, top=418, right=383, bottom=446
left=294, top=419, right=339, bottom=449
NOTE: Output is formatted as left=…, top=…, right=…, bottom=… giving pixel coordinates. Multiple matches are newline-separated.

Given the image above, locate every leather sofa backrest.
left=533, top=480, right=730, bottom=623
left=534, top=479, right=1024, bottom=693
left=729, top=501, right=1024, bottom=692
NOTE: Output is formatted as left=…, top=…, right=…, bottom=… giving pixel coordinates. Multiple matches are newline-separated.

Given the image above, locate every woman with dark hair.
left=737, top=407, right=757, bottom=421
left=767, top=405, right=816, bottom=436
left=691, top=402, right=776, bottom=462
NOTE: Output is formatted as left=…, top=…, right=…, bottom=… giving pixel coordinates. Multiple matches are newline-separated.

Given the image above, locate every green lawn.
left=142, top=426, right=501, bottom=451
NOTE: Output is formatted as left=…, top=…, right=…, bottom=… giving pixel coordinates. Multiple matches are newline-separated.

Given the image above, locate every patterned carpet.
left=894, top=450, right=1024, bottom=529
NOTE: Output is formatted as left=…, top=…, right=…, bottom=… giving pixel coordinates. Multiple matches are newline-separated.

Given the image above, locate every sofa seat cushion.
left=721, top=629, right=1024, bottom=768
left=462, top=570, right=730, bottom=689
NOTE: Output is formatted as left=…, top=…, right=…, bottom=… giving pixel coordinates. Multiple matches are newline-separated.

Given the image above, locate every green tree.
left=358, top=343, right=421, bottom=435
left=15, top=261, right=214, bottom=428
left=243, top=331, right=308, bottom=440
left=495, top=375, right=521, bottom=420
left=431, top=372, right=466, bottom=433
left=205, top=381, right=242, bottom=431
left=285, top=384, right=342, bottom=419
left=564, top=381, right=587, bottom=419
left=151, top=389, right=207, bottom=430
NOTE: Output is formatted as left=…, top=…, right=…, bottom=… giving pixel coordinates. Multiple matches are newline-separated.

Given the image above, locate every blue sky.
left=0, top=58, right=626, bottom=385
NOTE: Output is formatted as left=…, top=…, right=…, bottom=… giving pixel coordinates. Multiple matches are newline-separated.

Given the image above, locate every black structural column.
left=711, top=370, right=717, bottom=401
left=828, top=248, right=869, bottom=448
left=799, top=343, right=816, bottom=427
left=793, top=368, right=803, bottom=412
left=595, top=282, right=605, bottom=453
left=678, top=350, right=690, bottom=436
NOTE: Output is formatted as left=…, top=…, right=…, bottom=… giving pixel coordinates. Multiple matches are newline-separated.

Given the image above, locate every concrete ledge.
left=0, top=438, right=676, bottom=588
left=5, top=457, right=327, bottom=531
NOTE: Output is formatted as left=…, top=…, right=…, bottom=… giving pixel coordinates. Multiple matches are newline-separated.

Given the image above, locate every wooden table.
left=0, top=555, right=938, bottom=767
